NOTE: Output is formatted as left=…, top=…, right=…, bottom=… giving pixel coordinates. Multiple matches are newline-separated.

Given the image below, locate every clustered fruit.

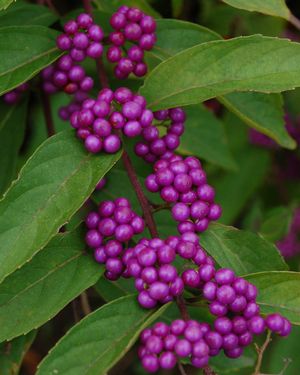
left=146, top=154, right=222, bottom=233
left=107, top=5, right=156, bottom=78
left=77, top=7, right=291, bottom=373
left=135, top=108, right=185, bottom=163
left=1, top=6, right=292, bottom=373
left=69, top=87, right=154, bottom=153
left=138, top=310, right=291, bottom=372
left=86, top=198, right=144, bottom=280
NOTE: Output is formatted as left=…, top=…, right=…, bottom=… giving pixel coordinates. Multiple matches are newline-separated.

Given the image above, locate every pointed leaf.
left=149, top=20, right=292, bottom=150
left=213, top=147, right=271, bottom=224
left=0, top=26, right=62, bottom=95
left=140, top=35, right=300, bottom=110
left=179, top=105, right=236, bottom=170
left=37, top=296, right=169, bottom=375
left=219, top=92, right=296, bottom=149
left=152, top=19, right=219, bottom=60
left=0, top=227, right=103, bottom=342
left=222, top=0, right=290, bottom=20
left=246, top=271, right=300, bottom=324
left=0, top=2, right=57, bottom=26
left=0, top=130, right=121, bottom=284
left=201, top=223, right=288, bottom=275
left=0, top=100, right=27, bottom=196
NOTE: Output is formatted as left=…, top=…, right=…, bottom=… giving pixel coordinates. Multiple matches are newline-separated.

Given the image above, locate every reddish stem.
left=176, top=296, right=190, bottom=321
left=121, top=150, right=159, bottom=237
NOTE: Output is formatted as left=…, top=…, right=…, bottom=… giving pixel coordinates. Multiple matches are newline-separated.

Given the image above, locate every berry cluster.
left=56, top=13, right=104, bottom=61
left=41, top=56, right=94, bottom=95
left=139, top=309, right=291, bottom=373
left=123, top=237, right=184, bottom=308
left=107, top=5, right=156, bottom=79
left=86, top=198, right=144, bottom=279
left=146, top=154, right=222, bottom=233
left=3, top=83, right=29, bottom=105
left=135, top=108, right=185, bottom=163
left=70, top=87, right=154, bottom=153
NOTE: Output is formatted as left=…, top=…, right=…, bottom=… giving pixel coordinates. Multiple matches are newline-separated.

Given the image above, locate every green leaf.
left=178, top=105, right=236, bottom=170
left=0, top=100, right=27, bottom=196
left=140, top=35, right=300, bottom=110
left=221, top=0, right=290, bottom=20
left=149, top=20, right=292, bottom=150
left=210, top=347, right=255, bottom=374
left=152, top=19, right=219, bottom=60
left=260, top=206, right=294, bottom=242
left=94, top=276, right=135, bottom=302
left=213, top=147, right=271, bottom=224
left=0, top=26, right=62, bottom=95
left=37, top=295, right=169, bottom=375
left=0, top=331, right=36, bottom=375
left=0, top=130, right=121, bottom=284
left=265, top=325, right=300, bottom=374
left=0, top=2, right=57, bottom=26
left=245, top=272, right=300, bottom=324
left=0, top=0, right=16, bottom=11
left=0, top=227, right=103, bottom=342
left=219, top=92, right=296, bottom=150
left=201, top=223, right=288, bottom=275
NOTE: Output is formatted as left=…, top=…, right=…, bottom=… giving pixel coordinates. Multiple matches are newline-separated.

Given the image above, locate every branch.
left=121, top=150, right=159, bottom=237
left=203, top=365, right=217, bottom=375
left=178, top=362, right=188, bottom=375
left=80, top=291, right=92, bottom=316
left=289, top=13, right=300, bottom=32
left=176, top=295, right=190, bottom=321
left=254, top=330, right=272, bottom=375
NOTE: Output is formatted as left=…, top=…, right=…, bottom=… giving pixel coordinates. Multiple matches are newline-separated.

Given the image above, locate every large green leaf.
left=0, top=227, right=103, bottom=342
left=0, top=2, right=57, bottom=26
left=179, top=105, right=236, bottom=170
left=151, top=19, right=219, bottom=60
left=151, top=20, right=293, bottom=149
left=260, top=206, right=294, bottom=243
left=140, top=35, right=300, bottom=110
left=0, top=100, right=27, bottom=196
left=0, top=331, right=36, bottom=375
left=222, top=0, right=290, bottom=20
left=213, top=147, right=271, bottom=224
left=0, top=26, right=62, bottom=95
left=201, top=223, right=287, bottom=275
left=219, top=92, right=296, bottom=149
left=0, top=130, right=121, bottom=284
left=246, top=272, right=300, bottom=324
left=37, top=295, right=169, bottom=375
